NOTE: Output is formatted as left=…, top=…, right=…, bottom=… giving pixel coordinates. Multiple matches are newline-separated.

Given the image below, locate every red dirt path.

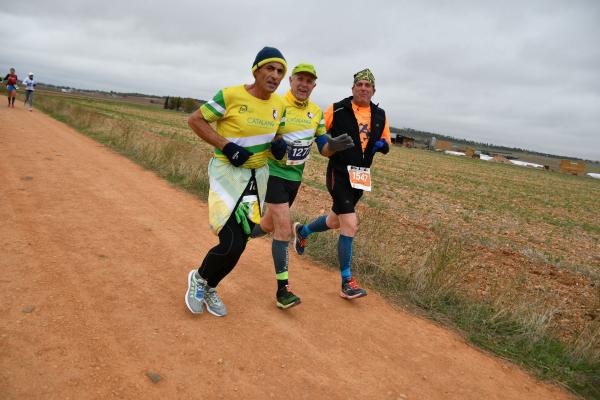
left=0, top=103, right=574, bottom=399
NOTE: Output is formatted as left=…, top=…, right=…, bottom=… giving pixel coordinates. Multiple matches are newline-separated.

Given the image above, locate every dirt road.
left=0, top=104, right=574, bottom=399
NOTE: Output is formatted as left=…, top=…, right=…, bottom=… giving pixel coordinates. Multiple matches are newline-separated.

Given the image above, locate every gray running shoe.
left=185, top=270, right=206, bottom=314
left=204, top=287, right=227, bottom=317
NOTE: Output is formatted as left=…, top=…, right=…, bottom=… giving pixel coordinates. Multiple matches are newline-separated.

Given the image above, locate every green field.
left=31, top=90, right=600, bottom=398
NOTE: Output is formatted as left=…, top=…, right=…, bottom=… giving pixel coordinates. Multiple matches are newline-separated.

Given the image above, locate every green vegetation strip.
left=34, top=92, right=600, bottom=399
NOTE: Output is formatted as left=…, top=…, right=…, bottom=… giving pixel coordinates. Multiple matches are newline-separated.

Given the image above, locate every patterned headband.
left=353, top=68, right=375, bottom=85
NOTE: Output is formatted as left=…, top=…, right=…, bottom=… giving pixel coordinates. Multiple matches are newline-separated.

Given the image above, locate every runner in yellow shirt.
left=184, top=47, right=289, bottom=317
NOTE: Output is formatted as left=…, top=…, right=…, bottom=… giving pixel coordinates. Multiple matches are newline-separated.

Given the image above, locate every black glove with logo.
left=270, top=139, right=287, bottom=160
left=222, top=142, right=253, bottom=167
left=325, top=133, right=355, bottom=152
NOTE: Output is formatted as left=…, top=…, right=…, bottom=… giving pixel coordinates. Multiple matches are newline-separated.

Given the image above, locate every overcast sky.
left=2, top=0, right=599, bottom=160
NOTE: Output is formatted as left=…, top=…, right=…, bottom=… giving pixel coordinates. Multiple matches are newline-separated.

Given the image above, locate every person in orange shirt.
left=292, top=68, right=391, bottom=299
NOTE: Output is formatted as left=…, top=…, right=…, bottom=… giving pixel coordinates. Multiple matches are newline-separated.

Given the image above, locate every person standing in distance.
left=23, top=72, right=36, bottom=111
left=184, top=47, right=288, bottom=317
left=251, top=63, right=354, bottom=309
left=293, top=68, right=391, bottom=300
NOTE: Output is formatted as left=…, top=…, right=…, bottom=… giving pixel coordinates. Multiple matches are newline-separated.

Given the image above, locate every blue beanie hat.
left=252, top=46, right=287, bottom=75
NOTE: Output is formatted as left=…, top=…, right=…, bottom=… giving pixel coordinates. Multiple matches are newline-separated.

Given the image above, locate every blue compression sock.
left=338, top=234, right=353, bottom=281
left=300, top=215, right=329, bottom=238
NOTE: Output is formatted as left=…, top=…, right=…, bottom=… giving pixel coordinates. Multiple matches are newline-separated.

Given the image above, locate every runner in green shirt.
left=251, top=63, right=354, bottom=309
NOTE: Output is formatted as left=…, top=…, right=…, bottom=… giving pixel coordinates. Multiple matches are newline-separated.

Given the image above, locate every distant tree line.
left=163, top=96, right=204, bottom=113
left=391, top=127, right=597, bottom=162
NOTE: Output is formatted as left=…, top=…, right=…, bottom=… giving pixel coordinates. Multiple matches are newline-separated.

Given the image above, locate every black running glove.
left=325, top=133, right=355, bottom=152
left=222, top=142, right=253, bottom=167
left=270, top=138, right=287, bottom=160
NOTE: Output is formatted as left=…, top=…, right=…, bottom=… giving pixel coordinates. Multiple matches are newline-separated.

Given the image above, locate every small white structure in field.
left=444, top=150, right=466, bottom=156
left=509, top=160, right=544, bottom=169
left=587, top=173, right=600, bottom=179
left=479, top=154, right=493, bottom=161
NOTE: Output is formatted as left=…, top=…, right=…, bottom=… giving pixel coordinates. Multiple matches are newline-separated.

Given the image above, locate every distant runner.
left=184, top=47, right=288, bottom=317
left=250, top=63, right=354, bottom=309
left=23, top=72, right=36, bottom=111
left=3, top=67, right=18, bottom=108
left=293, top=68, right=391, bottom=300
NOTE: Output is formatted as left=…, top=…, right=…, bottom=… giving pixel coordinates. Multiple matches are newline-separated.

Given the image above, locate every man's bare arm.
left=188, top=112, right=229, bottom=150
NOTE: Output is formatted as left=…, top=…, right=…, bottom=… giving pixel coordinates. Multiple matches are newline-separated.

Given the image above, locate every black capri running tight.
left=198, top=215, right=253, bottom=288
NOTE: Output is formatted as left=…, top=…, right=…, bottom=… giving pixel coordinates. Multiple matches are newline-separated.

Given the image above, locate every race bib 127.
left=286, top=139, right=313, bottom=165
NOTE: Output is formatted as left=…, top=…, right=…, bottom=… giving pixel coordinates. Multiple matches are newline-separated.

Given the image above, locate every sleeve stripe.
left=223, top=132, right=277, bottom=147
left=206, top=99, right=225, bottom=116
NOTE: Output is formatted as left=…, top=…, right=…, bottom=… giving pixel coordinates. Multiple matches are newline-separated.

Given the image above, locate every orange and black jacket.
left=328, top=96, right=387, bottom=173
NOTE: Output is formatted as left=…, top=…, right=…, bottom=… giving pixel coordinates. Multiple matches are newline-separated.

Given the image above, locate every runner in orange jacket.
left=292, top=68, right=391, bottom=299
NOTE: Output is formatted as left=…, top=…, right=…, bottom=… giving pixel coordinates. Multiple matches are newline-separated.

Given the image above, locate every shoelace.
left=206, top=289, right=221, bottom=304
left=298, top=236, right=306, bottom=247
left=347, top=278, right=360, bottom=290
left=295, top=226, right=307, bottom=247
left=194, top=278, right=204, bottom=299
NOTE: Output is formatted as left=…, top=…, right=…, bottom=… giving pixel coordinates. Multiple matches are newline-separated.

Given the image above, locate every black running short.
left=265, top=175, right=301, bottom=206
left=326, top=165, right=363, bottom=215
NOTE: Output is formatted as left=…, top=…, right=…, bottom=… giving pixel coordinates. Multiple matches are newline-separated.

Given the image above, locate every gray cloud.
left=2, top=0, right=599, bottom=159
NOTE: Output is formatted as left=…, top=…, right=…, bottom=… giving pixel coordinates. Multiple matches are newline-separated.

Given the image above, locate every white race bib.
left=286, top=139, right=313, bottom=165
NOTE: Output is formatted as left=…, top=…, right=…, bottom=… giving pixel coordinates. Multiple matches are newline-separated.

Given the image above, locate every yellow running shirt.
left=268, top=90, right=326, bottom=181
left=200, top=85, right=286, bottom=169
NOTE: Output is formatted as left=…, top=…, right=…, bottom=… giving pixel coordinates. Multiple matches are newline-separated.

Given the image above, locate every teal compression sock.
left=300, top=215, right=329, bottom=238
left=338, top=234, right=353, bottom=281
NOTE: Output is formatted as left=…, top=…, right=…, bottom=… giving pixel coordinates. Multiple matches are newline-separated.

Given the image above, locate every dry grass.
left=407, top=225, right=466, bottom=301
left=489, top=274, right=560, bottom=342
left=572, top=320, right=600, bottom=362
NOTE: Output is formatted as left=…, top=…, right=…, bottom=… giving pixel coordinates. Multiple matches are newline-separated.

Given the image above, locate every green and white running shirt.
left=268, top=91, right=326, bottom=181
left=200, top=85, right=286, bottom=169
